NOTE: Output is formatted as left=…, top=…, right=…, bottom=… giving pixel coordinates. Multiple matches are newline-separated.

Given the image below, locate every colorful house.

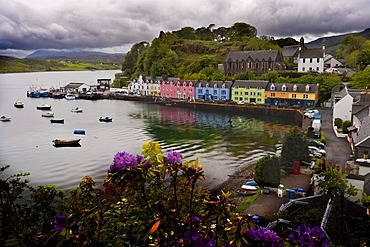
left=231, top=80, right=269, bottom=104
left=160, top=79, right=195, bottom=100
left=265, top=83, right=319, bottom=107
left=195, top=81, right=233, bottom=101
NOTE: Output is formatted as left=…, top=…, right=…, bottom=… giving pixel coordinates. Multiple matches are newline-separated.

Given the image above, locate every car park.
left=309, top=151, right=322, bottom=159
left=307, top=139, right=325, bottom=149
left=304, top=109, right=319, bottom=119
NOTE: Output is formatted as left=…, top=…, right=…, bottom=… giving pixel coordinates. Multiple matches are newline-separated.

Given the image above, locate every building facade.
left=195, top=81, right=233, bottom=101
left=231, top=80, right=269, bottom=104
left=160, top=79, right=195, bottom=100
left=298, top=47, right=325, bottom=73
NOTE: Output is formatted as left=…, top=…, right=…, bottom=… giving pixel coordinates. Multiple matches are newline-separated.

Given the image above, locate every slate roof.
left=353, top=115, right=370, bottom=146
left=197, top=81, right=233, bottom=88
left=224, top=50, right=282, bottom=61
left=266, top=83, right=318, bottom=93
left=65, top=82, right=86, bottom=88
left=233, top=80, right=269, bottom=88
left=282, top=45, right=299, bottom=57
left=299, top=48, right=324, bottom=58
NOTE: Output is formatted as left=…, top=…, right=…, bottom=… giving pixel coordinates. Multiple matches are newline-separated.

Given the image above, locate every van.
left=312, top=119, right=321, bottom=131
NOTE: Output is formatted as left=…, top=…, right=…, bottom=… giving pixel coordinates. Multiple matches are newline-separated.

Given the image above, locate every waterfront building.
left=231, top=80, right=269, bottom=104
left=223, top=50, right=285, bottom=76
left=128, top=75, right=162, bottom=96
left=265, top=83, right=319, bottom=107
left=64, top=82, right=90, bottom=94
left=160, top=79, right=195, bottom=100
left=195, top=80, right=233, bottom=101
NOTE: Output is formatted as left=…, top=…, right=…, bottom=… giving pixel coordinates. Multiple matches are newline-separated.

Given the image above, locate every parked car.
left=237, top=101, right=245, bottom=105
left=309, top=151, right=322, bottom=159
left=308, top=146, right=326, bottom=156
left=304, top=109, right=319, bottom=119
left=307, top=139, right=325, bottom=149
left=324, top=68, right=342, bottom=75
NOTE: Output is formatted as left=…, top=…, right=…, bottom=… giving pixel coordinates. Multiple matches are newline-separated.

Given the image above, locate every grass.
left=234, top=189, right=260, bottom=213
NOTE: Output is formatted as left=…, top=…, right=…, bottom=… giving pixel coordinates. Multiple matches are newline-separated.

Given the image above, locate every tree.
left=336, top=35, right=366, bottom=59
left=348, top=67, right=370, bottom=88
left=173, top=27, right=198, bottom=40
left=254, top=156, right=280, bottom=187
left=281, top=126, right=309, bottom=173
left=228, top=22, right=257, bottom=41
left=274, top=37, right=299, bottom=48
left=121, top=41, right=148, bottom=77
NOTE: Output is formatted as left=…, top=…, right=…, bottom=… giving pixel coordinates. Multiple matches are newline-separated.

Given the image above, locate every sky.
left=1, top=0, right=370, bottom=58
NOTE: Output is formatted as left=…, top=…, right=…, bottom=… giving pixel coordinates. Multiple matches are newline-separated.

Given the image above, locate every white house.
left=333, top=86, right=353, bottom=122
left=128, top=75, right=144, bottom=95
left=64, top=82, right=90, bottom=94
left=297, top=47, right=325, bottom=73
left=324, top=54, right=343, bottom=68
left=142, top=76, right=162, bottom=96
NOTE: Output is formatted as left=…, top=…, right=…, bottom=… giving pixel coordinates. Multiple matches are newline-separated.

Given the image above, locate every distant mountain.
left=306, top=28, right=370, bottom=48
left=26, top=50, right=125, bottom=64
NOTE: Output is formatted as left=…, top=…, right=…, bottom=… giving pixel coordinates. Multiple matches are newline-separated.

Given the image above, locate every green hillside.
left=0, top=56, right=121, bottom=73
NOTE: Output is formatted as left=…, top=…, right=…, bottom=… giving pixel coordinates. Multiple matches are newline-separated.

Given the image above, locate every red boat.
left=236, top=188, right=256, bottom=196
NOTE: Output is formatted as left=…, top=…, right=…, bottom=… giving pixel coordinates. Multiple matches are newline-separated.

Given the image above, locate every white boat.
left=65, top=93, right=77, bottom=100
left=0, top=115, right=11, bottom=121
left=36, top=104, right=52, bottom=110
left=41, top=111, right=54, bottom=117
left=14, top=100, right=24, bottom=108
left=71, top=107, right=83, bottom=113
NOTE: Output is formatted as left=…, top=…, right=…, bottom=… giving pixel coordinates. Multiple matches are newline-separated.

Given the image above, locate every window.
left=317, top=58, right=320, bottom=63
left=316, top=67, right=319, bottom=71
left=234, top=91, right=239, bottom=95
left=293, top=84, right=297, bottom=91
left=213, top=90, right=217, bottom=95
left=257, top=98, right=261, bottom=102
left=305, top=85, right=310, bottom=91
left=281, top=93, right=285, bottom=97
left=197, top=89, right=202, bottom=94
left=310, top=58, right=312, bottom=63
left=221, top=90, right=226, bottom=95
left=271, top=93, right=275, bottom=97
left=257, top=92, right=261, bottom=96
left=270, top=84, right=275, bottom=91
left=302, top=67, right=305, bottom=71
left=292, top=94, right=296, bottom=99
left=282, top=85, right=286, bottom=91
left=303, top=94, right=308, bottom=99
left=245, top=92, right=249, bottom=95
left=303, top=58, right=305, bottom=63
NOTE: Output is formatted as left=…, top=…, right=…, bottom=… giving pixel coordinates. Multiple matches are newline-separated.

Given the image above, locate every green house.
left=231, top=80, right=269, bottom=104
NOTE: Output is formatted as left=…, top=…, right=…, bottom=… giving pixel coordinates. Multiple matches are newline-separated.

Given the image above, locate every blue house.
left=195, top=81, right=233, bottom=101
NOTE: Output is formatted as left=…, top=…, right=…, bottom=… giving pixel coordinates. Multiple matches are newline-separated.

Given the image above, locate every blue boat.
left=99, top=116, right=113, bottom=122
left=27, top=91, right=40, bottom=98
left=40, top=91, right=50, bottom=97
left=73, top=129, right=86, bottom=135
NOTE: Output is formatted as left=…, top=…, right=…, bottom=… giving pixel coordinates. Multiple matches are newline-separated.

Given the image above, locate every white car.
left=304, top=109, right=319, bottom=119
left=325, top=68, right=342, bottom=75
left=308, top=146, right=326, bottom=156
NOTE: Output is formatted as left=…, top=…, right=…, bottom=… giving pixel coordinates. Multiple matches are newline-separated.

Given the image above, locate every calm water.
left=0, top=71, right=293, bottom=191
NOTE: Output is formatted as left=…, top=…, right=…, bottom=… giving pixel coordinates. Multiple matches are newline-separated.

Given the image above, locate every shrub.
left=334, top=118, right=343, bottom=128
left=254, top=155, right=280, bottom=187
left=342, top=120, right=352, bottom=134
left=320, top=131, right=326, bottom=144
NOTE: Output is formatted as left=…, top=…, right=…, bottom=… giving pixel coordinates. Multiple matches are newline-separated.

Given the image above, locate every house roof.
left=65, top=82, right=87, bottom=88
left=233, top=80, right=269, bottom=88
left=197, top=80, right=233, bottom=88
left=353, top=115, right=370, bottom=146
left=282, top=45, right=299, bottom=57
left=266, top=83, right=318, bottom=93
left=224, top=50, right=282, bottom=61
left=299, top=48, right=324, bottom=58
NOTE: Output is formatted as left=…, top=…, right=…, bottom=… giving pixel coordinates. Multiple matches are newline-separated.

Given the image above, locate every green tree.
left=254, top=155, right=280, bottom=187
left=234, top=70, right=256, bottom=80
left=281, top=126, right=309, bottom=173
left=348, top=67, right=370, bottom=88
left=336, top=35, right=366, bottom=59
left=149, top=50, right=179, bottom=76
left=121, top=41, right=148, bottom=77
left=228, top=22, right=257, bottom=41
left=173, top=27, right=198, bottom=40
left=274, top=37, right=299, bottom=48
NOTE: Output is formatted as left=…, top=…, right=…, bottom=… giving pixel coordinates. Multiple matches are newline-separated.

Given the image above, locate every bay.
left=0, top=70, right=292, bottom=191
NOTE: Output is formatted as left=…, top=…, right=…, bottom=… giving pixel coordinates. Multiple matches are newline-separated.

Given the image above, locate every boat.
left=245, top=180, right=258, bottom=186
left=41, top=111, right=54, bottom=117
left=65, top=93, right=77, bottom=100
left=0, top=115, right=11, bottom=121
left=241, top=185, right=258, bottom=191
left=73, top=129, right=86, bottom=135
left=71, top=107, right=83, bottom=113
left=27, top=86, right=40, bottom=98
left=36, top=104, right=52, bottom=110
left=39, top=89, right=50, bottom=97
left=99, top=116, right=113, bottom=122
left=50, top=118, right=64, bottom=124
left=14, top=100, right=24, bottom=108
left=52, top=139, right=81, bottom=147
left=236, top=188, right=256, bottom=196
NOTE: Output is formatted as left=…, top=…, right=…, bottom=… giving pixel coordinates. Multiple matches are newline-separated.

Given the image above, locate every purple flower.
left=181, top=229, right=215, bottom=247
left=53, top=215, right=67, bottom=233
left=109, top=152, right=145, bottom=173
left=192, top=215, right=201, bottom=225
left=167, top=150, right=183, bottom=167
left=288, top=225, right=329, bottom=247
left=245, top=227, right=281, bottom=247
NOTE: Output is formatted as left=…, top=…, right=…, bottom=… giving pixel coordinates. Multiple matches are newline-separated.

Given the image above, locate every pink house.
left=160, top=79, right=195, bottom=100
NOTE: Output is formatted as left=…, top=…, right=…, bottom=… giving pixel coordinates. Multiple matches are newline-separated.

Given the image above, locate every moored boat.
left=236, top=188, right=256, bottom=196
left=65, top=93, right=76, bottom=100
left=99, top=116, right=113, bottom=122
left=41, top=111, right=54, bottom=117
left=36, top=104, right=52, bottom=110
left=0, top=115, right=11, bottom=121
left=71, top=107, right=83, bottom=113
left=241, top=185, right=258, bottom=191
left=50, top=118, right=64, bottom=124
left=14, top=100, right=24, bottom=108
left=73, top=129, right=86, bottom=135
left=52, top=138, right=81, bottom=147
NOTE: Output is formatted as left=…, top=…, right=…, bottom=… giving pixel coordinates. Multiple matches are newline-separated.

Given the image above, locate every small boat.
left=99, top=116, right=113, bottom=122
left=36, top=104, right=52, bottom=110
left=14, top=100, right=24, bottom=108
left=241, top=185, right=257, bottom=191
left=245, top=180, right=258, bottom=186
left=73, top=129, right=86, bottom=135
left=42, top=111, right=54, bottom=117
left=39, top=89, right=50, bottom=97
left=236, top=188, right=256, bottom=196
left=53, top=139, right=81, bottom=147
left=65, top=93, right=76, bottom=100
left=0, top=115, right=11, bottom=121
left=50, top=118, right=64, bottom=124
left=71, top=107, right=83, bottom=113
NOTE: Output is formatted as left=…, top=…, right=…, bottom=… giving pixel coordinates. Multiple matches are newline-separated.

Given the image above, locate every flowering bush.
left=0, top=142, right=332, bottom=246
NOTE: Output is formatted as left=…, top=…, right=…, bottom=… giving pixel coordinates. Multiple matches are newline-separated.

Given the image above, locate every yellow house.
left=231, top=80, right=269, bottom=104
left=265, top=83, right=319, bottom=107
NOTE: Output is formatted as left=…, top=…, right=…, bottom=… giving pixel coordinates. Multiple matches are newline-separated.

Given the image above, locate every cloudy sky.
left=1, top=0, right=370, bottom=57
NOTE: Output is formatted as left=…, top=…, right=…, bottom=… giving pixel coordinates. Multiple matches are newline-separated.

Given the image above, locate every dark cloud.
left=1, top=0, right=369, bottom=57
